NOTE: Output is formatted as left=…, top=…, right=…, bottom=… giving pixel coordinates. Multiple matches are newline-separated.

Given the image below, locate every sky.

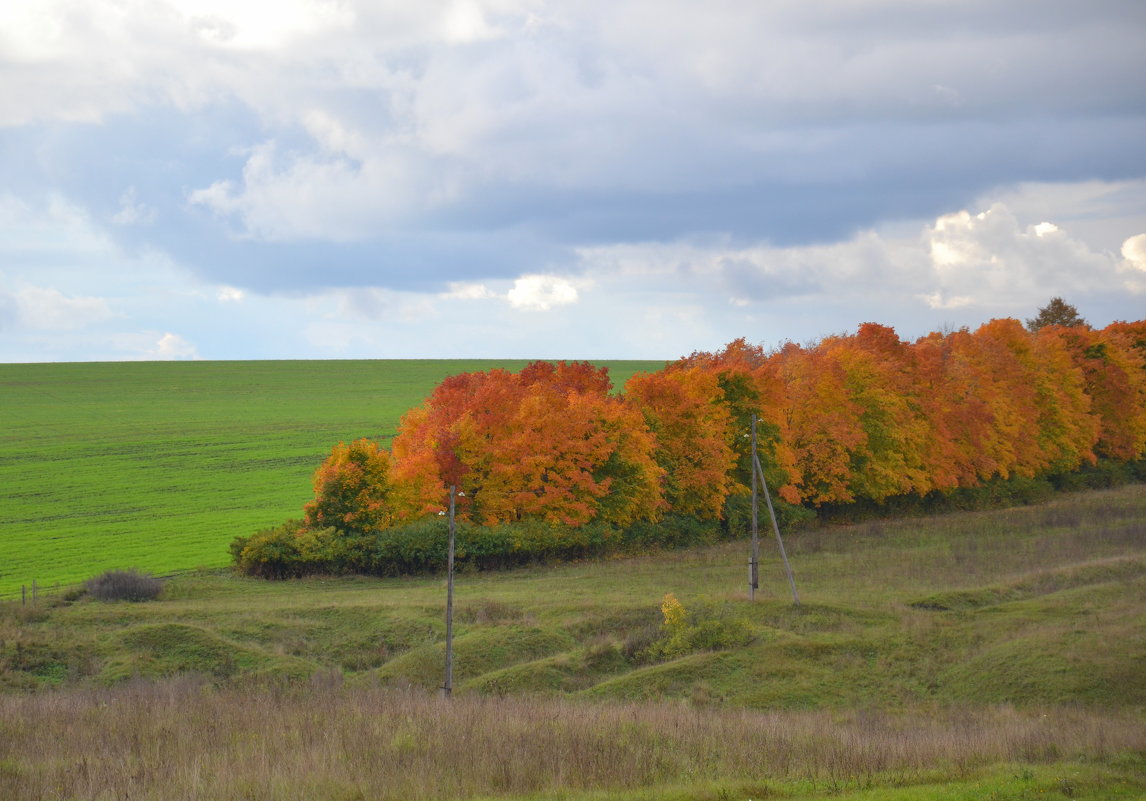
left=1, top=0, right=1144, bottom=363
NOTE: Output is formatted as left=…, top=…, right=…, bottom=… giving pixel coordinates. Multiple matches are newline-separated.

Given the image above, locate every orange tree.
left=1041, top=324, right=1146, bottom=461
left=771, top=341, right=865, bottom=505
left=624, top=366, right=736, bottom=519
left=391, top=361, right=664, bottom=526
left=672, top=338, right=800, bottom=504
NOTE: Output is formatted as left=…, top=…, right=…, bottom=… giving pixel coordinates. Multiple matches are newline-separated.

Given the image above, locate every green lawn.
left=0, top=359, right=662, bottom=597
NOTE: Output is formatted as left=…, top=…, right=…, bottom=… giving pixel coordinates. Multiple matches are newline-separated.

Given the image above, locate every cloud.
left=146, top=332, right=200, bottom=360
left=1122, top=234, right=1146, bottom=273
left=1, top=3, right=1144, bottom=361
left=216, top=285, right=245, bottom=302
left=506, top=274, right=582, bottom=311
left=0, top=289, right=18, bottom=330
left=8, top=0, right=1142, bottom=260
left=13, top=286, right=114, bottom=331
left=442, top=281, right=497, bottom=300
left=923, top=204, right=1132, bottom=305
left=111, top=187, right=156, bottom=226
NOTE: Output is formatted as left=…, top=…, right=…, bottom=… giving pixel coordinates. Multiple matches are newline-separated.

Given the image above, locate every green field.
left=0, top=360, right=662, bottom=598
left=2, top=484, right=1143, bottom=799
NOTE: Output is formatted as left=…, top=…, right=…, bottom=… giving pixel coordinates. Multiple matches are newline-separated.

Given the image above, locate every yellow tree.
left=625, top=367, right=737, bottom=519
left=304, top=438, right=409, bottom=533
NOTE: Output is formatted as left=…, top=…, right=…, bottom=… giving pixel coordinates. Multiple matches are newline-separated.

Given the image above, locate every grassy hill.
left=1, top=484, right=1143, bottom=799
left=0, top=359, right=661, bottom=598
left=4, top=483, right=1143, bottom=705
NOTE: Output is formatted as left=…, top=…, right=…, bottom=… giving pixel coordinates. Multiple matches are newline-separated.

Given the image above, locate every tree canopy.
left=297, top=317, right=1146, bottom=533
left=1026, top=297, right=1088, bottom=332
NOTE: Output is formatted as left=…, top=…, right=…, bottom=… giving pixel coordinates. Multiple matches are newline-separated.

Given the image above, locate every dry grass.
left=0, top=679, right=1142, bottom=801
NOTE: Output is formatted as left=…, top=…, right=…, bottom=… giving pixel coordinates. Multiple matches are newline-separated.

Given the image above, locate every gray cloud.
left=0, top=0, right=1144, bottom=362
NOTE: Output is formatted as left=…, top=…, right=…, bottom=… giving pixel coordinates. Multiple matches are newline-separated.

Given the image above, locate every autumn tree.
left=968, top=318, right=1096, bottom=477
left=914, top=329, right=1011, bottom=487
left=1041, top=324, right=1146, bottom=461
left=671, top=337, right=800, bottom=503
left=625, top=367, right=737, bottom=519
left=1026, top=297, right=1088, bottom=332
left=391, top=362, right=664, bottom=526
left=304, top=438, right=409, bottom=533
left=771, top=342, right=865, bottom=505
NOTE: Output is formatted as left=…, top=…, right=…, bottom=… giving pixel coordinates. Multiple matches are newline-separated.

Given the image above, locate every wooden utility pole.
left=750, top=423, right=800, bottom=606
left=442, top=486, right=458, bottom=698
left=749, top=416, right=760, bottom=600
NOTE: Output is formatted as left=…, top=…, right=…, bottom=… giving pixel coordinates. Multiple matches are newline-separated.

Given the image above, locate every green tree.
left=1026, top=297, right=1088, bottom=332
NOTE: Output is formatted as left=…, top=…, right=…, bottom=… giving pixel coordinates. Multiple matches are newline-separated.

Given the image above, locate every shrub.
left=641, top=594, right=753, bottom=662
left=231, top=520, right=362, bottom=579
left=85, top=569, right=163, bottom=602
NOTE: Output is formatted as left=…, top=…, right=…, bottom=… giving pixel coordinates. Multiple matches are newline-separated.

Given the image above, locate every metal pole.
left=443, top=486, right=456, bottom=698
left=749, top=415, right=760, bottom=600
left=753, top=449, right=800, bottom=606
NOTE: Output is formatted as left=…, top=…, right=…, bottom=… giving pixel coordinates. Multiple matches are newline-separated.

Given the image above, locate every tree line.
left=233, top=310, right=1146, bottom=577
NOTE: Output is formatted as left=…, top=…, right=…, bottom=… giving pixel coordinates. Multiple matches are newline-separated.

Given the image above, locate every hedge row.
left=231, top=459, right=1143, bottom=580
left=231, top=500, right=815, bottom=580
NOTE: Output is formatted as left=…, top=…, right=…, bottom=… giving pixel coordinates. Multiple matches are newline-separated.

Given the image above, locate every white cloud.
left=217, top=286, right=245, bottom=302
left=922, top=204, right=1128, bottom=305
left=1122, top=234, right=1146, bottom=273
left=443, top=281, right=497, bottom=300
left=506, top=274, right=582, bottom=311
left=188, top=140, right=434, bottom=241
left=14, top=286, right=114, bottom=331
left=147, top=332, right=199, bottom=360
left=442, top=0, right=505, bottom=44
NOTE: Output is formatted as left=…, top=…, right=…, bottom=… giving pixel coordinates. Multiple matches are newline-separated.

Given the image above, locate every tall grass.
left=0, top=680, right=1141, bottom=801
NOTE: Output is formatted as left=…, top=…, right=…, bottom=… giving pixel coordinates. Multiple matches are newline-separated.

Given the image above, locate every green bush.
left=641, top=595, right=754, bottom=662
left=231, top=520, right=361, bottom=579
left=234, top=512, right=749, bottom=579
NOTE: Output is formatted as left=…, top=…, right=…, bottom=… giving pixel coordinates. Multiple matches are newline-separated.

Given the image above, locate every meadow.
left=0, top=359, right=660, bottom=598
left=2, top=359, right=1144, bottom=800
left=1, top=484, right=1143, bottom=799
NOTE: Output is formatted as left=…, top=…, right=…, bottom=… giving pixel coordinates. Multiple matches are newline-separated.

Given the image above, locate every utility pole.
left=442, top=486, right=459, bottom=698
left=749, top=416, right=760, bottom=601
left=751, top=421, right=800, bottom=606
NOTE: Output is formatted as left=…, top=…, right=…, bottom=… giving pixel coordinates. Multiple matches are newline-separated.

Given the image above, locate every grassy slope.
left=0, top=359, right=660, bottom=597
left=3, top=484, right=1143, bottom=709
left=1, top=485, right=1143, bottom=800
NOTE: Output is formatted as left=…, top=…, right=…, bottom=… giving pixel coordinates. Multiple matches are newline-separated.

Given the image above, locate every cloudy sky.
left=1, top=0, right=1144, bottom=362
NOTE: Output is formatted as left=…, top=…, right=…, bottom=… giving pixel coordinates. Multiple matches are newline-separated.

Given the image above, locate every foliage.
left=304, top=438, right=413, bottom=533
left=237, top=315, right=1146, bottom=582
left=233, top=514, right=743, bottom=578
left=391, top=361, right=664, bottom=527
left=230, top=520, right=367, bottom=579
left=640, top=593, right=753, bottom=662
left=624, top=367, right=736, bottom=519
left=1026, top=296, right=1089, bottom=331
left=84, top=569, right=164, bottom=602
